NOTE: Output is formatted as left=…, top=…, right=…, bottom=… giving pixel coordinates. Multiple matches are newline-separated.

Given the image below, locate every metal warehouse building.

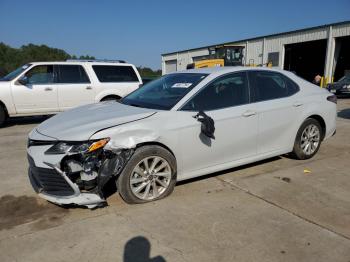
left=161, top=21, right=350, bottom=84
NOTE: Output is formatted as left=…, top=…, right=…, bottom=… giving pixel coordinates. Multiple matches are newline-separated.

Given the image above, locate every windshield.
left=122, top=73, right=208, bottom=110
left=0, top=64, right=32, bottom=81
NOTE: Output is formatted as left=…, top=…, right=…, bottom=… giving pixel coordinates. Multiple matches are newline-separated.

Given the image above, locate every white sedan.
left=27, top=67, right=337, bottom=208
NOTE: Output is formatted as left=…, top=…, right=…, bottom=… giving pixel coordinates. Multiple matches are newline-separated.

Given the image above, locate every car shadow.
left=176, top=155, right=282, bottom=186
left=338, top=108, right=350, bottom=120
left=123, top=236, right=166, bottom=262
left=4, top=115, right=52, bottom=127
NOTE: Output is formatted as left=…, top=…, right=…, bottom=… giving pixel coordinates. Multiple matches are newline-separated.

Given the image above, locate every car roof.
left=27, top=61, right=135, bottom=67
left=173, top=66, right=291, bottom=76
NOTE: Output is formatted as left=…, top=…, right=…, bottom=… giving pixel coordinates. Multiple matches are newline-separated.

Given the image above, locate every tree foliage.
left=0, top=42, right=161, bottom=78
left=137, top=66, right=162, bottom=78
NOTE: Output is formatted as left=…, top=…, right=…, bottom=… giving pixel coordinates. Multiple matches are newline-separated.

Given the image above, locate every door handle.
left=44, top=87, right=53, bottom=91
left=86, top=86, right=92, bottom=90
left=242, top=110, right=257, bottom=117
left=293, top=101, right=303, bottom=107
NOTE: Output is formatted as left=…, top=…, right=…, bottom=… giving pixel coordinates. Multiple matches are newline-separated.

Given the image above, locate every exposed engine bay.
left=60, top=147, right=134, bottom=198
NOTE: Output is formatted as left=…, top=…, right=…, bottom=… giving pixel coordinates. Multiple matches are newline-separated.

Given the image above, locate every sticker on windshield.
left=22, top=65, right=29, bottom=69
left=172, top=83, right=192, bottom=88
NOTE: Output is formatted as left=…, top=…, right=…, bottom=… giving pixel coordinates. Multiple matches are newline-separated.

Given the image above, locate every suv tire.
left=0, top=105, right=7, bottom=127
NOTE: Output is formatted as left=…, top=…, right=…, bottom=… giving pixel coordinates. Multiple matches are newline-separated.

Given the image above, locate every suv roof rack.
left=66, top=59, right=126, bottom=63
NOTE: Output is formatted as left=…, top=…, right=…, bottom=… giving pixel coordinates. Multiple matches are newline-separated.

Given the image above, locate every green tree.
left=0, top=43, right=94, bottom=77
left=0, top=42, right=162, bottom=78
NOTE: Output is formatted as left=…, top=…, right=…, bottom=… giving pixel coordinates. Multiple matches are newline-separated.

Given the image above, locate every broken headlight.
left=45, top=138, right=109, bottom=155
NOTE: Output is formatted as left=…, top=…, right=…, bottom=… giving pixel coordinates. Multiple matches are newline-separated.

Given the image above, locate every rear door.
left=57, top=65, right=94, bottom=111
left=11, top=64, right=59, bottom=114
left=248, top=71, right=301, bottom=154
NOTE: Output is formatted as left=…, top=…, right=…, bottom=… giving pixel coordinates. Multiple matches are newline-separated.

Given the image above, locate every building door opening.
left=165, top=60, right=177, bottom=74
left=333, top=36, right=350, bottom=81
left=283, top=39, right=327, bottom=82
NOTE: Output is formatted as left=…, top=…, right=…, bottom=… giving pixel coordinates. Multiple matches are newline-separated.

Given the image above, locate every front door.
left=11, top=64, right=58, bottom=114
left=177, top=72, right=258, bottom=176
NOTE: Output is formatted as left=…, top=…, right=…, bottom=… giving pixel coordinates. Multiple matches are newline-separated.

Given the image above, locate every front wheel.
left=292, top=118, right=322, bottom=160
left=117, top=145, right=177, bottom=204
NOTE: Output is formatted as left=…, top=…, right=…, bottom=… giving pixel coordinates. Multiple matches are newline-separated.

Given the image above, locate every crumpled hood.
left=36, top=102, right=156, bottom=141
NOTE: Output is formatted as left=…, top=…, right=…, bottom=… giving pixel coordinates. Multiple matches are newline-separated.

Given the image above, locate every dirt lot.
left=0, top=99, right=350, bottom=262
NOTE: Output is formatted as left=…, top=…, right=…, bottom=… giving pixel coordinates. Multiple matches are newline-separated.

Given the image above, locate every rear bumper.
left=28, top=155, right=105, bottom=208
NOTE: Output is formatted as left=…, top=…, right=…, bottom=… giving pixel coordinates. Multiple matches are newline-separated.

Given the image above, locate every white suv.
left=0, top=60, right=142, bottom=126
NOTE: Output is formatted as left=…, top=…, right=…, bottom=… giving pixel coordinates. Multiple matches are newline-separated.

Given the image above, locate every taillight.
left=327, top=95, right=337, bottom=104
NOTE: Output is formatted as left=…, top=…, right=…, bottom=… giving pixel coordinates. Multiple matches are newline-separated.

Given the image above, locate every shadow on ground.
left=338, top=108, right=350, bottom=120
left=4, top=115, right=52, bottom=127
left=177, top=156, right=283, bottom=186
left=123, top=236, right=166, bottom=262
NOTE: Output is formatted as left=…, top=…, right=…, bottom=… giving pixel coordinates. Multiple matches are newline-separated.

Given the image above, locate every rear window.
left=57, top=65, right=90, bottom=83
left=92, top=65, right=139, bottom=83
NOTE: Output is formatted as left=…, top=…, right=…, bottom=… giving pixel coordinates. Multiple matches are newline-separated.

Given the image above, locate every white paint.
left=0, top=61, right=142, bottom=117
left=28, top=67, right=337, bottom=206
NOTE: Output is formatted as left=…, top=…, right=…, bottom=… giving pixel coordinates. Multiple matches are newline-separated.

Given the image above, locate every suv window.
left=57, top=65, right=90, bottom=83
left=248, top=71, right=299, bottom=102
left=182, top=72, right=249, bottom=111
left=25, top=65, right=54, bottom=84
left=92, top=65, right=139, bottom=83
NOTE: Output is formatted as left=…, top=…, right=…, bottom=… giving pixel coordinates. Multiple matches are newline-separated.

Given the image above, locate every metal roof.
left=161, top=20, right=350, bottom=56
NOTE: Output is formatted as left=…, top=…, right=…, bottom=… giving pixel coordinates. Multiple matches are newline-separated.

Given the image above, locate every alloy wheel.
left=129, top=156, right=172, bottom=200
left=300, top=124, right=320, bottom=156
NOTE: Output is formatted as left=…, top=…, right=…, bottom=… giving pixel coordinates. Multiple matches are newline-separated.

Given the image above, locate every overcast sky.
left=0, top=0, right=349, bottom=69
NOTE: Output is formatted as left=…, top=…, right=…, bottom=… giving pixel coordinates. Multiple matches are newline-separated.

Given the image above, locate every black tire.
left=101, top=96, right=120, bottom=102
left=117, top=145, right=177, bottom=204
left=292, top=118, right=322, bottom=160
left=0, top=105, right=7, bottom=127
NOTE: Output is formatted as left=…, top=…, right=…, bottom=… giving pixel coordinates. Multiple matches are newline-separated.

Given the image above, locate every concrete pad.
left=1, top=179, right=350, bottom=262
left=0, top=100, right=350, bottom=261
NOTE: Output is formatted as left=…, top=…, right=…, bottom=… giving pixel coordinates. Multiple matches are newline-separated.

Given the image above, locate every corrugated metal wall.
left=161, top=22, right=350, bottom=77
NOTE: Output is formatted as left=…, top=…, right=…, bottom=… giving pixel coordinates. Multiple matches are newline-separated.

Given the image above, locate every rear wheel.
left=117, top=145, right=177, bottom=204
left=292, top=118, right=322, bottom=160
left=0, top=105, right=7, bottom=127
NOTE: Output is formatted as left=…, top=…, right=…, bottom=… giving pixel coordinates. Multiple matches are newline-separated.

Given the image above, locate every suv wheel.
left=292, top=118, right=322, bottom=160
left=0, top=105, right=7, bottom=127
left=117, top=145, right=177, bottom=204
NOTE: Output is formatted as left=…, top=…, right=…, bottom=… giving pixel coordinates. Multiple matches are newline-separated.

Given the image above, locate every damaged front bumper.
left=27, top=136, right=133, bottom=209
left=28, top=156, right=106, bottom=208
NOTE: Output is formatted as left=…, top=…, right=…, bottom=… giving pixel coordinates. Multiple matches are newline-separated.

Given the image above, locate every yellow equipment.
left=187, top=45, right=244, bottom=69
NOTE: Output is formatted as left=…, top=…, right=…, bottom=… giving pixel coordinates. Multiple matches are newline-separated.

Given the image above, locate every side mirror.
left=17, top=76, right=28, bottom=86
left=193, top=111, right=215, bottom=139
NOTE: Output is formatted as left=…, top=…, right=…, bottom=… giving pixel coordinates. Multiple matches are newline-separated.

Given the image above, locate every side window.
left=248, top=71, right=298, bottom=102
left=284, top=75, right=299, bottom=96
left=25, top=65, right=54, bottom=84
left=92, top=65, right=139, bottom=83
left=182, top=72, right=249, bottom=111
left=57, top=65, right=90, bottom=83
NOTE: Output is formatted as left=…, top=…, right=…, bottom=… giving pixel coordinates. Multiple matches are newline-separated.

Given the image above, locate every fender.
left=95, top=90, right=124, bottom=102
